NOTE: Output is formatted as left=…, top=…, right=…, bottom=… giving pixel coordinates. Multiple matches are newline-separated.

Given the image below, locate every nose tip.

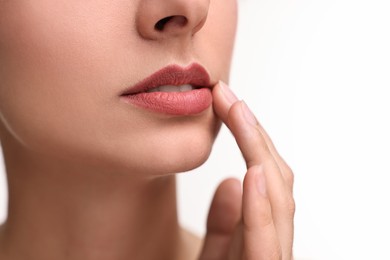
left=136, top=0, right=210, bottom=40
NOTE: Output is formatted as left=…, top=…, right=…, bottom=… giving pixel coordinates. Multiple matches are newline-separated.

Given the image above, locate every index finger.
left=213, top=82, right=295, bottom=258
left=213, top=81, right=273, bottom=168
left=213, top=81, right=294, bottom=189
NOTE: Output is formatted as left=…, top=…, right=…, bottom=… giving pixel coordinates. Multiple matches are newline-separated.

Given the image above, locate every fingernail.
left=255, top=166, right=267, bottom=197
left=241, top=101, right=258, bottom=126
left=219, top=80, right=238, bottom=105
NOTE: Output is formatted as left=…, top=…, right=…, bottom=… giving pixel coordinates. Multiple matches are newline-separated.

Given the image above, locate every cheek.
left=0, top=1, right=130, bottom=151
left=0, top=0, right=233, bottom=174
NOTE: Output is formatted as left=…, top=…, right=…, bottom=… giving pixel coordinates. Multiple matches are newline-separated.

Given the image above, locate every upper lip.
left=120, top=63, right=212, bottom=96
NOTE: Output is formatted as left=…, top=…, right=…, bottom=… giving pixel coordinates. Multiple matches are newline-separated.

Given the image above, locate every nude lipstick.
left=120, top=63, right=213, bottom=115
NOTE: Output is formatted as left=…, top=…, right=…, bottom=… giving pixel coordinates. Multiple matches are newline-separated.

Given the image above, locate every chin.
left=153, top=134, right=215, bottom=175
left=136, top=121, right=220, bottom=176
left=107, top=111, right=222, bottom=176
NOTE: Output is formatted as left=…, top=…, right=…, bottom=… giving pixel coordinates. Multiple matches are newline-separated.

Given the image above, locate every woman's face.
left=0, top=0, right=237, bottom=174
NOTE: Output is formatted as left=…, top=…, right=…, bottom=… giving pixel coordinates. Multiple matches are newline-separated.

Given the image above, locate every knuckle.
left=243, top=207, right=273, bottom=232
left=287, top=196, right=296, bottom=218
left=243, top=248, right=282, bottom=260
left=278, top=193, right=295, bottom=218
left=283, top=167, right=294, bottom=188
left=267, top=245, right=283, bottom=260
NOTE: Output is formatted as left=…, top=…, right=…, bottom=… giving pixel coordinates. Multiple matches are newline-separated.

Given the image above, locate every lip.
left=120, top=63, right=213, bottom=115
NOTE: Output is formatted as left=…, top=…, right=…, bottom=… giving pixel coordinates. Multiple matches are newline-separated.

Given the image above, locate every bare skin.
left=0, top=83, right=294, bottom=260
left=200, top=82, right=295, bottom=259
left=0, top=0, right=294, bottom=259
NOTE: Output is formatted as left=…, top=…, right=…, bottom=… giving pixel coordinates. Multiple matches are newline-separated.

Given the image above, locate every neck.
left=0, top=141, right=191, bottom=260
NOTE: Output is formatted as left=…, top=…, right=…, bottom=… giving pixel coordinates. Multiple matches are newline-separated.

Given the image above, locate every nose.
left=136, top=0, right=210, bottom=40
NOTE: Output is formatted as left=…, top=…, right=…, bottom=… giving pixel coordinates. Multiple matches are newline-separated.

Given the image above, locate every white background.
left=1, top=0, right=390, bottom=259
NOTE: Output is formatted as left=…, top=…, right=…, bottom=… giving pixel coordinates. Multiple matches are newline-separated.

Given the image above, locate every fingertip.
left=242, top=166, right=268, bottom=199
left=226, top=100, right=244, bottom=128
left=243, top=168, right=285, bottom=260
left=201, top=178, right=243, bottom=260
left=218, top=80, right=238, bottom=105
left=212, top=81, right=239, bottom=123
left=243, top=167, right=272, bottom=226
left=219, top=177, right=242, bottom=195
left=243, top=166, right=267, bottom=198
left=207, top=177, right=242, bottom=234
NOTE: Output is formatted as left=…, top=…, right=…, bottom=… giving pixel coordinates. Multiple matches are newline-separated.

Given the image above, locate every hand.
left=199, top=81, right=295, bottom=260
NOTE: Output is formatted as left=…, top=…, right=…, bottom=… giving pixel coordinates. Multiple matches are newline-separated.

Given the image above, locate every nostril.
left=155, top=16, right=172, bottom=31
left=154, top=16, right=188, bottom=31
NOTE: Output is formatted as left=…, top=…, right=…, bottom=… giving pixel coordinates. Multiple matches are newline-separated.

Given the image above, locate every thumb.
left=199, top=178, right=242, bottom=260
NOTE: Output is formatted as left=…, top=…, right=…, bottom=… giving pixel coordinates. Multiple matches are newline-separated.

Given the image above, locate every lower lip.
left=121, top=88, right=212, bottom=115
